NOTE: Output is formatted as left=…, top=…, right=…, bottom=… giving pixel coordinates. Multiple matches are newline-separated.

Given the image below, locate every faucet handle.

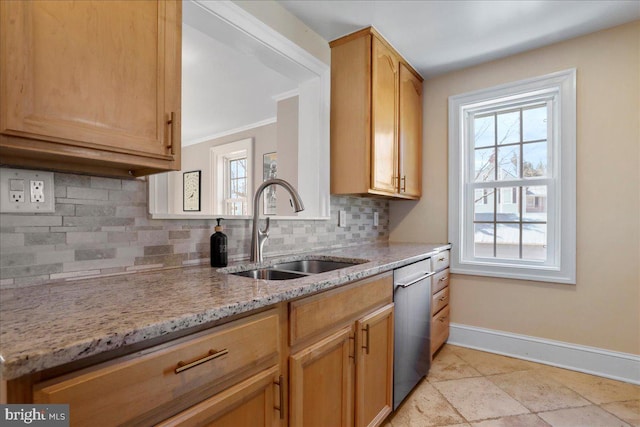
left=260, top=216, right=270, bottom=236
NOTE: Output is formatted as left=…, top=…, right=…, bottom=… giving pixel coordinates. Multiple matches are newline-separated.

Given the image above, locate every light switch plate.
left=338, top=210, right=347, bottom=227
left=0, top=168, right=55, bottom=213
left=373, top=211, right=379, bottom=227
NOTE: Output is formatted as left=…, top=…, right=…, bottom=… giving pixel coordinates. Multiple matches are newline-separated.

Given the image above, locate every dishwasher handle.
left=396, top=271, right=435, bottom=289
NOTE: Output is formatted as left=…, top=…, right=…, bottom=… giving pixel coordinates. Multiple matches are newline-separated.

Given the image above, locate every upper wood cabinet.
left=0, top=0, right=181, bottom=177
left=330, top=27, right=423, bottom=199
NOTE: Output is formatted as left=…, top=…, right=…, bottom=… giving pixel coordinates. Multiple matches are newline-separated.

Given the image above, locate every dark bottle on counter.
left=210, top=218, right=228, bottom=267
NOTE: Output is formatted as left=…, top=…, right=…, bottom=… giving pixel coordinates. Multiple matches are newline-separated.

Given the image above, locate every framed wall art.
left=263, top=152, right=277, bottom=215
left=183, top=170, right=201, bottom=212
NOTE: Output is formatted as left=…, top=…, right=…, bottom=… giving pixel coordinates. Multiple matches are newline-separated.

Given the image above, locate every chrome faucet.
left=250, top=178, right=304, bottom=263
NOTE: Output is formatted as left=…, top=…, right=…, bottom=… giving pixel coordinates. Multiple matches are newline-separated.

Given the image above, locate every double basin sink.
left=231, top=259, right=364, bottom=280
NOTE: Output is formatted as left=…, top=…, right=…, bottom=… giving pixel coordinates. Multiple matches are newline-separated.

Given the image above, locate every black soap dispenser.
left=210, top=218, right=228, bottom=267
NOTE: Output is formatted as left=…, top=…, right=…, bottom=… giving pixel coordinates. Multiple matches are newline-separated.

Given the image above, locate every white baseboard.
left=448, top=323, right=640, bottom=385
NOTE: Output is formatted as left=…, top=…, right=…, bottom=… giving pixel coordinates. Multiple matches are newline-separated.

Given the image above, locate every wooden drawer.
left=33, top=310, right=280, bottom=427
left=431, top=251, right=450, bottom=272
left=431, top=305, right=450, bottom=355
left=432, top=286, right=449, bottom=316
left=289, top=272, right=393, bottom=347
left=432, top=268, right=450, bottom=294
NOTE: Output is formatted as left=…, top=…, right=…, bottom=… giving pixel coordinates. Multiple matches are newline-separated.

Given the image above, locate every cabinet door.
left=371, top=37, right=399, bottom=194
left=289, top=325, right=355, bottom=427
left=398, top=63, right=423, bottom=198
left=355, top=304, right=394, bottom=427
left=0, top=0, right=180, bottom=173
left=157, top=366, right=282, bottom=427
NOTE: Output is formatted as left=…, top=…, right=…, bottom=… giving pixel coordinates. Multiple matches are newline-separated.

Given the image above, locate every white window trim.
left=448, top=69, right=576, bottom=284
left=210, top=138, right=253, bottom=215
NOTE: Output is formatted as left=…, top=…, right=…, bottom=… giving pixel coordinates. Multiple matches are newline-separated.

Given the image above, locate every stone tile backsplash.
left=0, top=172, right=389, bottom=288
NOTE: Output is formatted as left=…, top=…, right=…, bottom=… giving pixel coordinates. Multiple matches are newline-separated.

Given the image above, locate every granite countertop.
left=0, top=242, right=450, bottom=380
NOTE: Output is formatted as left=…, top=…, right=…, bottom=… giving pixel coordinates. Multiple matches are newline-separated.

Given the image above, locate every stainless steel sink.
left=271, top=259, right=358, bottom=274
left=232, top=268, right=307, bottom=280
left=229, top=258, right=365, bottom=280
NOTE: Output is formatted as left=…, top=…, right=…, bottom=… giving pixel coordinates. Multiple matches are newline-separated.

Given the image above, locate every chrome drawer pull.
left=439, top=316, right=447, bottom=323
left=437, top=257, right=445, bottom=262
left=438, top=296, right=446, bottom=302
left=438, top=276, right=447, bottom=282
left=167, top=112, right=177, bottom=155
left=175, top=348, right=228, bottom=374
left=362, top=324, right=370, bottom=355
left=274, top=375, right=285, bottom=419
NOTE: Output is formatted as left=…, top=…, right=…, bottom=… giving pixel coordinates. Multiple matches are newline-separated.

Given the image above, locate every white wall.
left=390, top=21, right=640, bottom=355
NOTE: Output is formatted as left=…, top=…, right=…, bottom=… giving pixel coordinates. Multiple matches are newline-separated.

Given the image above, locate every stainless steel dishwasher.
left=393, top=258, right=434, bottom=409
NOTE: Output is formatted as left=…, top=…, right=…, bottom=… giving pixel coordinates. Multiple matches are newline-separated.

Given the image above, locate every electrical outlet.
left=31, top=180, right=45, bottom=203
left=0, top=168, right=55, bottom=213
left=10, top=191, right=24, bottom=203
left=373, top=211, right=379, bottom=227
left=338, top=210, right=347, bottom=227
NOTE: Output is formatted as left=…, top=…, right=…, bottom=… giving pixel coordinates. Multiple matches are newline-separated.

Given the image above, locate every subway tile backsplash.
left=0, top=172, right=389, bottom=288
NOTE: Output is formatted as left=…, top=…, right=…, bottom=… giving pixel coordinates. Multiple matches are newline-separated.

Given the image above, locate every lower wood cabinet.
left=158, top=366, right=283, bottom=427
left=288, top=273, right=394, bottom=427
left=33, top=309, right=281, bottom=426
left=355, top=304, right=394, bottom=427
left=430, top=251, right=451, bottom=357
left=8, top=272, right=396, bottom=427
left=289, top=325, right=355, bottom=427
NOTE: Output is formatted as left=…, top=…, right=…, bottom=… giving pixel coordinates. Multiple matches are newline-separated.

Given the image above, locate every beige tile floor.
left=384, top=344, right=640, bottom=427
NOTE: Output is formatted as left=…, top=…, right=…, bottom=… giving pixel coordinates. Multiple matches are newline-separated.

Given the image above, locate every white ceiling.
left=182, top=1, right=298, bottom=145
left=278, top=0, right=640, bottom=78
left=182, top=0, right=639, bottom=144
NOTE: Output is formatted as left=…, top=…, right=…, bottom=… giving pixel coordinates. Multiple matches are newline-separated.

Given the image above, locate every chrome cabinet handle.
left=438, top=276, right=448, bottom=282
left=401, top=176, right=406, bottom=192
left=167, top=112, right=177, bottom=155
left=362, top=324, right=370, bottom=355
left=274, top=375, right=285, bottom=419
left=175, top=348, right=228, bottom=374
left=437, top=257, right=446, bottom=262
left=349, top=334, right=355, bottom=360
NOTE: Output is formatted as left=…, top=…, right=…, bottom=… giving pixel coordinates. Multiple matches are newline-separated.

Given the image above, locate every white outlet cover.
left=338, top=210, right=347, bottom=227
left=0, top=168, right=55, bottom=213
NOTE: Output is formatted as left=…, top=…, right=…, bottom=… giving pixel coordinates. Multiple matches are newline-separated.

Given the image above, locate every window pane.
left=522, top=223, right=547, bottom=260
left=496, top=186, right=520, bottom=222
left=496, top=223, right=520, bottom=259
left=474, top=223, right=494, bottom=258
left=474, top=188, right=495, bottom=221
left=474, top=115, right=494, bottom=147
left=474, top=147, right=495, bottom=182
left=497, top=111, right=520, bottom=145
left=523, top=105, right=547, bottom=142
left=230, top=160, right=238, bottom=179
left=497, top=145, right=519, bottom=180
left=238, top=159, right=247, bottom=178
left=523, top=142, right=547, bottom=178
left=237, top=179, right=246, bottom=196
left=524, top=186, right=547, bottom=222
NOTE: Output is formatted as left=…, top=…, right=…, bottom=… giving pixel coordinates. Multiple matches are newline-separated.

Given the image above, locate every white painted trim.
left=448, top=69, right=576, bottom=284
left=183, top=118, right=277, bottom=147
left=149, top=1, right=331, bottom=220
left=448, top=323, right=640, bottom=385
left=272, top=89, right=300, bottom=102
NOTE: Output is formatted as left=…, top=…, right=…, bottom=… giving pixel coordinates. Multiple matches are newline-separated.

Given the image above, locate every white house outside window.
left=448, top=70, right=576, bottom=284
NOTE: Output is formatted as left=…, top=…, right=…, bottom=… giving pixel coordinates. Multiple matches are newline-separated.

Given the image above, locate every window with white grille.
left=449, top=70, right=576, bottom=284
